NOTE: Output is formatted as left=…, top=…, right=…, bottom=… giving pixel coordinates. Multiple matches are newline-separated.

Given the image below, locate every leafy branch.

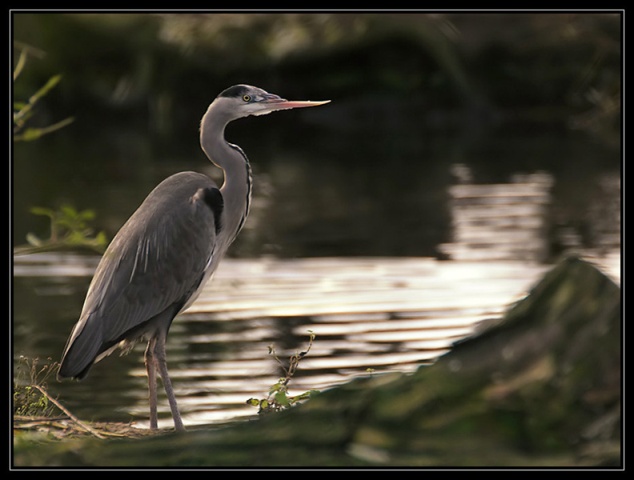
left=14, top=205, right=108, bottom=255
left=13, top=43, right=107, bottom=255
left=13, top=356, right=105, bottom=439
left=247, top=331, right=319, bottom=414
left=13, top=356, right=60, bottom=418
left=13, top=46, right=75, bottom=142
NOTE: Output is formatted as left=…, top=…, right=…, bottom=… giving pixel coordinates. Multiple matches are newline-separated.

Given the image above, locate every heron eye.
left=242, top=94, right=251, bottom=102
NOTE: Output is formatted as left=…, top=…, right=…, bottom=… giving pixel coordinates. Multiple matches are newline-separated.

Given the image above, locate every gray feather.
left=59, top=172, right=221, bottom=378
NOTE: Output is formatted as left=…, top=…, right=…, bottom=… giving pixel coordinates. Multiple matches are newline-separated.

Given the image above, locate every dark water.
left=13, top=255, right=542, bottom=428
left=13, top=252, right=619, bottom=429
left=13, top=170, right=620, bottom=429
left=13, top=100, right=620, bottom=259
left=13, top=100, right=621, bottom=429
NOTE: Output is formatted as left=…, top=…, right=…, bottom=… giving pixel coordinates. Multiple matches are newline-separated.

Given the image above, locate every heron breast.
left=192, top=186, right=224, bottom=235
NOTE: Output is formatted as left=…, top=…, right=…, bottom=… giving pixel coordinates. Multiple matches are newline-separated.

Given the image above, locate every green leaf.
left=13, top=48, right=27, bottom=81
left=25, top=233, right=42, bottom=247
left=29, top=206, right=55, bottom=218
left=94, top=231, right=108, bottom=249
left=290, top=390, right=318, bottom=403
left=66, top=231, right=87, bottom=245
left=60, top=204, right=78, bottom=218
left=13, top=75, right=62, bottom=125
left=78, top=209, right=96, bottom=221
left=268, top=384, right=280, bottom=395
left=274, top=391, right=290, bottom=407
left=14, top=117, right=75, bottom=142
left=16, top=128, right=44, bottom=142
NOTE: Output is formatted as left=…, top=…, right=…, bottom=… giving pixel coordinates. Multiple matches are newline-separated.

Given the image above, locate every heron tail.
left=57, top=317, right=103, bottom=380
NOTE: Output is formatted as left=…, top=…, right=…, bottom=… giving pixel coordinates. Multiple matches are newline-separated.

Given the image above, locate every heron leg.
left=144, top=338, right=159, bottom=430
left=153, top=331, right=186, bottom=432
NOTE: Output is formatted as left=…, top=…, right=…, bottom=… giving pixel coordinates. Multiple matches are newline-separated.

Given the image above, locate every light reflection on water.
left=15, top=253, right=552, bottom=429
left=12, top=173, right=620, bottom=429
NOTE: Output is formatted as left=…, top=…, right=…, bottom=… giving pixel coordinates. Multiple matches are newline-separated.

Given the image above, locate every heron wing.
left=59, top=172, right=222, bottom=377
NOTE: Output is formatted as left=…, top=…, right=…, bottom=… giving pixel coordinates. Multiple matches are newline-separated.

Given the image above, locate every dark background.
left=12, top=12, right=621, bottom=258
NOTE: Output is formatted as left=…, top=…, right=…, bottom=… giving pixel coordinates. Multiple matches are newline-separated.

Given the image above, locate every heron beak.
left=255, top=96, right=331, bottom=115
left=269, top=99, right=331, bottom=109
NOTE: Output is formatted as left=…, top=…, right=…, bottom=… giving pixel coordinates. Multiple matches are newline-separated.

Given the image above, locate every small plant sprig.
left=13, top=356, right=105, bottom=438
left=13, top=43, right=74, bottom=142
left=247, top=331, right=319, bottom=414
left=13, top=356, right=59, bottom=418
left=14, top=204, right=108, bottom=255
left=13, top=43, right=107, bottom=256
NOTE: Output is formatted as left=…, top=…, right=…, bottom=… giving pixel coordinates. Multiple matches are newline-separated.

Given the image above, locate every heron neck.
left=200, top=110, right=252, bottom=246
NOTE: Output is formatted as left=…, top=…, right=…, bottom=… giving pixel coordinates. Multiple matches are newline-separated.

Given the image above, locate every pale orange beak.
left=255, top=95, right=331, bottom=115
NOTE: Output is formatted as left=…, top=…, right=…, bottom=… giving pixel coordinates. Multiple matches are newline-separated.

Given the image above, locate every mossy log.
left=13, top=257, right=621, bottom=468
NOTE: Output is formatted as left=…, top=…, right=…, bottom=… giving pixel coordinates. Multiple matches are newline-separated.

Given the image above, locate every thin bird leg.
left=144, top=337, right=159, bottom=430
left=154, top=331, right=186, bottom=431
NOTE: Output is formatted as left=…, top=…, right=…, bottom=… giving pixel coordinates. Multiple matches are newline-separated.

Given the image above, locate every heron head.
left=215, top=84, right=330, bottom=119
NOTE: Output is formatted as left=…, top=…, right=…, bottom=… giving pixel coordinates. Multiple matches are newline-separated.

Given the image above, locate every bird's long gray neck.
left=200, top=108, right=252, bottom=248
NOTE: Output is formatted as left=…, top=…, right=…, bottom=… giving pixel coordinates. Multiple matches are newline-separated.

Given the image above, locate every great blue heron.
left=58, top=85, right=330, bottom=431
